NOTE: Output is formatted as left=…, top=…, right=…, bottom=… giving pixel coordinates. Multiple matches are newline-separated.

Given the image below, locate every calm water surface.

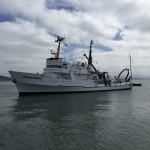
left=0, top=80, right=150, bottom=150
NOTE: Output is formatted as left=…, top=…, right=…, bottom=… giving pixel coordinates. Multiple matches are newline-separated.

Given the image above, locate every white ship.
left=9, top=35, right=132, bottom=95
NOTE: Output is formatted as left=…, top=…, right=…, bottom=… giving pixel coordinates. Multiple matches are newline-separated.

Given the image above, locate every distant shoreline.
left=0, top=75, right=11, bottom=81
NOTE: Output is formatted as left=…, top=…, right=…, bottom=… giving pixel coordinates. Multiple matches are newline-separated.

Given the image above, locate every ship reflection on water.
left=11, top=92, right=112, bottom=122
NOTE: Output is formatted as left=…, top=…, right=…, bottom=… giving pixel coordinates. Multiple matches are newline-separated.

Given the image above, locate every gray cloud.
left=0, top=0, right=150, bottom=77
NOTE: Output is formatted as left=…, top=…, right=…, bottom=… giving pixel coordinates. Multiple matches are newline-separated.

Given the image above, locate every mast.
left=54, top=35, right=65, bottom=59
left=88, top=40, right=94, bottom=65
left=129, top=54, right=132, bottom=80
left=83, top=40, right=99, bottom=72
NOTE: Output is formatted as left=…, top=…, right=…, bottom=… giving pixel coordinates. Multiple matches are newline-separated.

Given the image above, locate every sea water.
left=0, top=80, right=150, bottom=150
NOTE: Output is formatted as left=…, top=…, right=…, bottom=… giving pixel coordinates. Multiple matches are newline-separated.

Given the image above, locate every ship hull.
left=9, top=71, right=132, bottom=95
left=17, top=83, right=132, bottom=95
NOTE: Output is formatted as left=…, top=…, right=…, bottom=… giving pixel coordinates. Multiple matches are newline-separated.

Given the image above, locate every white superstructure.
left=9, top=36, right=132, bottom=95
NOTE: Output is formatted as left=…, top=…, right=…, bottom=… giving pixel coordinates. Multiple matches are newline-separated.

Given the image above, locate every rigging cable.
left=132, top=61, right=141, bottom=84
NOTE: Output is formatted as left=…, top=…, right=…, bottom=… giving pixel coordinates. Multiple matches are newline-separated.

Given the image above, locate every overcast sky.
left=0, top=0, right=150, bottom=77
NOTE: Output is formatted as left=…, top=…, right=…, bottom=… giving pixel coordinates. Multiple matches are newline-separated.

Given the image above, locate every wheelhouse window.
left=46, top=65, right=67, bottom=69
left=46, top=65, right=61, bottom=68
